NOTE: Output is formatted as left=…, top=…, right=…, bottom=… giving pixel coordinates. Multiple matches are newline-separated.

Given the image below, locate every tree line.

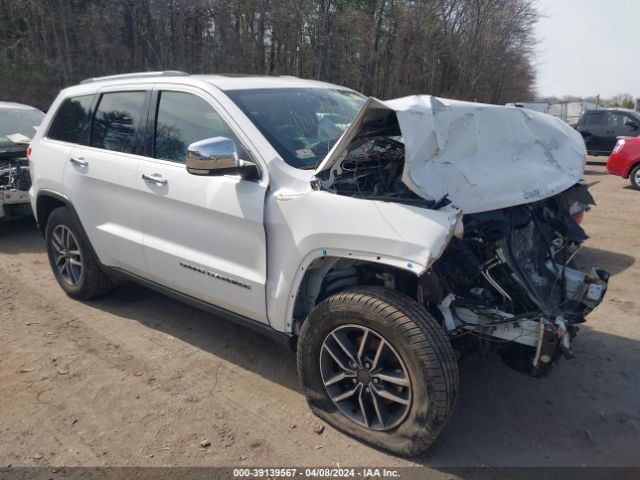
left=0, top=0, right=539, bottom=111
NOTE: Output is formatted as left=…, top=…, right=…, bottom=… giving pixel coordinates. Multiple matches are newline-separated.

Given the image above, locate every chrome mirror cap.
left=186, top=136, right=240, bottom=175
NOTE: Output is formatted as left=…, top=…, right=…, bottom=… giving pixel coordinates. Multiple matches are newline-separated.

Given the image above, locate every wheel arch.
left=35, top=190, right=74, bottom=236
left=626, top=160, right=640, bottom=179
left=37, top=190, right=115, bottom=280
left=35, top=191, right=93, bottom=253
left=287, top=251, right=425, bottom=334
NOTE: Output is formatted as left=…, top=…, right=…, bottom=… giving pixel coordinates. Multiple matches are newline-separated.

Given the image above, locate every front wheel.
left=296, top=287, right=459, bottom=456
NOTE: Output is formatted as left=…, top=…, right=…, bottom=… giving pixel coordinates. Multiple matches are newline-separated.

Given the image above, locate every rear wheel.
left=630, top=164, right=640, bottom=189
left=45, top=207, right=113, bottom=299
left=297, top=287, right=458, bottom=456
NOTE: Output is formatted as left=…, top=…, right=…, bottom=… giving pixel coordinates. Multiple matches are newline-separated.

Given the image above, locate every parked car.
left=607, top=136, right=640, bottom=189
left=576, top=108, right=640, bottom=155
left=28, top=72, right=608, bottom=456
left=0, top=101, right=45, bottom=219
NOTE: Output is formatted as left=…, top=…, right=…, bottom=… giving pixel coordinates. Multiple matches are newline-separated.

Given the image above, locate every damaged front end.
left=422, top=183, right=608, bottom=375
left=0, top=157, right=32, bottom=220
left=312, top=94, right=609, bottom=375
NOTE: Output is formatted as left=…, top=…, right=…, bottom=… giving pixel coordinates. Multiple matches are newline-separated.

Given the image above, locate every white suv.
left=28, top=71, right=608, bottom=455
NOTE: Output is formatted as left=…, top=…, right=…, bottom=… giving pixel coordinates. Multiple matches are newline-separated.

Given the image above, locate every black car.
left=576, top=109, right=640, bottom=155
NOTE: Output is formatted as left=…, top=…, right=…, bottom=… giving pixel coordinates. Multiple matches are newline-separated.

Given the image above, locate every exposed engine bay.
left=315, top=136, right=429, bottom=205
left=423, top=184, right=608, bottom=375
left=313, top=112, right=429, bottom=205
left=0, top=157, right=32, bottom=219
left=312, top=106, right=608, bottom=375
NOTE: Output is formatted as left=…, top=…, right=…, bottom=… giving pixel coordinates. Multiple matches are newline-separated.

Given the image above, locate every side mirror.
left=628, top=122, right=639, bottom=131
left=186, top=137, right=258, bottom=179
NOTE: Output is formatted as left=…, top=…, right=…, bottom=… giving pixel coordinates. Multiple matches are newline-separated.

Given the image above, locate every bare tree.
left=0, top=0, right=540, bottom=110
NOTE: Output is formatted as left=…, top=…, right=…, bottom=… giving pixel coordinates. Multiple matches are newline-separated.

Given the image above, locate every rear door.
left=39, top=94, right=96, bottom=204
left=62, top=88, right=150, bottom=274
left=137, top=86, right=269, bottom=322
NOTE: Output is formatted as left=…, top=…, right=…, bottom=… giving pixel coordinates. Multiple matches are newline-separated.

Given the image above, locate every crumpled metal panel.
left=316, top=95, right=587, bottom=214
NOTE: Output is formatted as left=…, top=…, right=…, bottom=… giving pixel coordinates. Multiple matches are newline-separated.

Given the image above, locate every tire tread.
left=297, top=286, right=459, bottom=456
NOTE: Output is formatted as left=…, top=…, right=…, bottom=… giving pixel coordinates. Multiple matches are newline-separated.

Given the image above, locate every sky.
left=534, top=0, right=640, bottom=100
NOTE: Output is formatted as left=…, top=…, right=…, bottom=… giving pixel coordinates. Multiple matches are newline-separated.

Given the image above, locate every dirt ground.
left=0, top=159, right=638, bottom=474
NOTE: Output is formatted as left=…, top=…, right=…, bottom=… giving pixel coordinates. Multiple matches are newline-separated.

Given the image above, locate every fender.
left=264, top=189, right=462, bottom=333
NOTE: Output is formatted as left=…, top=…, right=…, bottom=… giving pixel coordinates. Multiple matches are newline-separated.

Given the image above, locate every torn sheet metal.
left=315, top=95, right=587, bottom=214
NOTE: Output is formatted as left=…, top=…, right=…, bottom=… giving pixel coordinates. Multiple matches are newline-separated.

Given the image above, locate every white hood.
left=315, top=95, right=587, bottom=214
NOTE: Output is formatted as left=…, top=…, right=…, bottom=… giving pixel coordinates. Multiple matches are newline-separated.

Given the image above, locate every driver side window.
left=154, top=91, right=250, bottom=163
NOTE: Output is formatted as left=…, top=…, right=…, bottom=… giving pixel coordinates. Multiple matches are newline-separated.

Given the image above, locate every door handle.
left=142, top=173, right=168, bottom=185
left=69, top=157, right=88, bottom=167
left=605, top=130, right=615, bottom=134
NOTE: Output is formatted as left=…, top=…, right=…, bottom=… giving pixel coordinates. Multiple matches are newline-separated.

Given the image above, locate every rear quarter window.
left=47, top=95, right=95, bottom=144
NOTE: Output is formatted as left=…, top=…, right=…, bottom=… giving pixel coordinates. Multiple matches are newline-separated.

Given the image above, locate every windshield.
left=227, top=88, right=365, bottom=169
left=0, top=107, right=44, bottom=149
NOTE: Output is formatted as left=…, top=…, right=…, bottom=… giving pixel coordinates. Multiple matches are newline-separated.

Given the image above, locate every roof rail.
left=80, top=70, right=189, bottom=84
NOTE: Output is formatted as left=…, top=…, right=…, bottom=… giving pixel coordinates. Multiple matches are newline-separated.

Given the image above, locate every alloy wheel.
left=51, top=225, right=83, bottom=285
left=319, top=324, right=412, bottom=431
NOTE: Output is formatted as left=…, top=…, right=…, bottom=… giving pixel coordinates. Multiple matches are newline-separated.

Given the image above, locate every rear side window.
left=91, top=91, right=146, bottom=154
left=47, top=95, right=95, bottom=144
left=583, top=112, right=604, bottom=126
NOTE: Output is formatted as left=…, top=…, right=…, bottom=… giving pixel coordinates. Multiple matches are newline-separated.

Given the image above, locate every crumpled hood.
left=315, top=95, right=587, bottom=214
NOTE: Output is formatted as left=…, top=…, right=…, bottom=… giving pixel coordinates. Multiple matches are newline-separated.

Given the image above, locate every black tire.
left=630, top=164, right=640, bottom=189
left=45, top=207, right=113, bottom=300
left=297, top=287, right=459, bottom=456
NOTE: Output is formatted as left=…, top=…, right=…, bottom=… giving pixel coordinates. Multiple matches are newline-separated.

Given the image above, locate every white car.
left=28, top=71, right=608, bottom=456
left=1, top=101, right=44, bottom=219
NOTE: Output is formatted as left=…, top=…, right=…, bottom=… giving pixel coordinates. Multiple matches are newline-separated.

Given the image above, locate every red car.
left=607, top=136, right=640, bottom=189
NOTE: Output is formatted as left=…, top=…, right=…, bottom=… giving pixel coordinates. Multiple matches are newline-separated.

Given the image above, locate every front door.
left=137, top=88, right=268, bottom=322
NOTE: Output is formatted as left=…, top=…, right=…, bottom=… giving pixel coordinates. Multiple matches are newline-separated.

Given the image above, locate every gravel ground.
left=0, top=159, right=638, bottom=475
